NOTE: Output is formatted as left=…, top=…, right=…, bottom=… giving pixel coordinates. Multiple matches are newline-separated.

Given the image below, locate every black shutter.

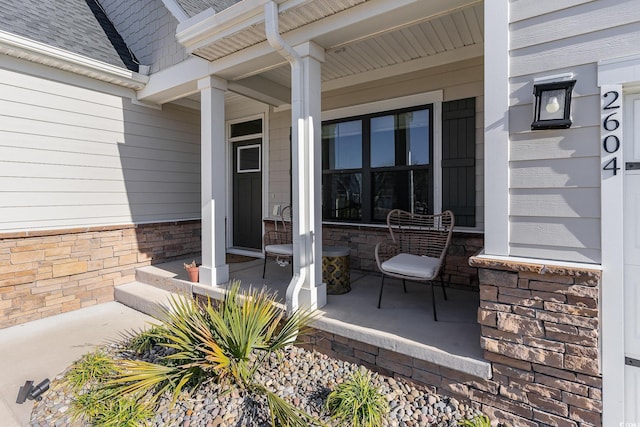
left=442, top=98, right=476, bottom=227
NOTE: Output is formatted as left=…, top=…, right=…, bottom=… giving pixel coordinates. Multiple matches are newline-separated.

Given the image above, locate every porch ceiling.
left=260, top=2, right=484, bottom=89
left=149, top=0, right=483, bottom=106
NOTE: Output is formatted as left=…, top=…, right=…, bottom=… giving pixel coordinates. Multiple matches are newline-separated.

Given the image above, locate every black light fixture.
left=531, top=78, right=576, bottom=130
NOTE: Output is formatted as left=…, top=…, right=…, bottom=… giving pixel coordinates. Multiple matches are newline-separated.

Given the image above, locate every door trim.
left=226, top=113, right=267, bottom=252
left=598, top=54, right=640, bottom=424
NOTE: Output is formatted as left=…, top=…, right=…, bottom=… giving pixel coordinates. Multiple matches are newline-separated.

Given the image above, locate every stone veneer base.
left=302, top=255, right=603, bottom=427
left=0, top=220, right=201, bottom=329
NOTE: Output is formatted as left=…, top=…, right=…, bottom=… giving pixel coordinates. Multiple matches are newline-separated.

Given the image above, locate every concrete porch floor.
left=136, top=256, right=490, bottom=379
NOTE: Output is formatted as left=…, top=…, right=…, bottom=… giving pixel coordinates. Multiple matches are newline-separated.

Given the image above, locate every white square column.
left=287, top=41, right=326, bottom=310
left=198, top=76, right=229, bottom=285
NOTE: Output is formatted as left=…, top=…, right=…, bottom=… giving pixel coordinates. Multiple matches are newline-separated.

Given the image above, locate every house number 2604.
left=602, top=90, right=622, bottom=175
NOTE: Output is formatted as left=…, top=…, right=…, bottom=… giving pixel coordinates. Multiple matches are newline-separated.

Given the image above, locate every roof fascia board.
left=137, top=56, right=211, bottom=103
left=161, top=0, right=190, bottom=23
left=0, top=30, right=148, bottom=90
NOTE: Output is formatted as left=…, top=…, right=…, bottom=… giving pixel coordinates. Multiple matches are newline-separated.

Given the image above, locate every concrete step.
left=114, top=281, right=178, bottom=318
left=135, top=262, right=193, bottom=294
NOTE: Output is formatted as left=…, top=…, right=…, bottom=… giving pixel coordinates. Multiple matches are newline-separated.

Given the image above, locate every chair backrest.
left=386, top=209, right=455, bottom=260
left=279, top=205, right=292, bottom=242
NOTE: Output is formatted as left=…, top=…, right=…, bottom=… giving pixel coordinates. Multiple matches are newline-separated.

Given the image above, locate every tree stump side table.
left=322, top=246, right=351, bottom=294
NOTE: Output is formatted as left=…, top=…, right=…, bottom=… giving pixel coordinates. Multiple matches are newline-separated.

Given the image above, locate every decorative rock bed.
left=30, top=344, right=484, bottom=426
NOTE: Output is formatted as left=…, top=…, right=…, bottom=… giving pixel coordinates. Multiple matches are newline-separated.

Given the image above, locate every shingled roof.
left=176, top=0, right=242, bottom=18
left=0, top=0, right=138, bottom=72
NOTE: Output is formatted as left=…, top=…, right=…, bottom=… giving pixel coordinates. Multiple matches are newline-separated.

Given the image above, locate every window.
left=322, top=105, right=433, bottom=223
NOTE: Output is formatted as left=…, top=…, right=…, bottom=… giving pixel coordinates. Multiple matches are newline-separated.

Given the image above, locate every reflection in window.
left=322, top=173, right=362, bottom=221
left=322, top=105, right=432, bottom=223
left=372, top=170, right=429, bottom=222
left=322, top=121, right=362, bottom=170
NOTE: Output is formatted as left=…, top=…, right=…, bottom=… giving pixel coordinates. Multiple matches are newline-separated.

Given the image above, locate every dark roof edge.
left=85, top=0, right=139, bottom=72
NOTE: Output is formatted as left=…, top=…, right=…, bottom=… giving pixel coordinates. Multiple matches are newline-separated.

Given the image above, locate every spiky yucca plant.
left=110, top=280, right=321, bottom=426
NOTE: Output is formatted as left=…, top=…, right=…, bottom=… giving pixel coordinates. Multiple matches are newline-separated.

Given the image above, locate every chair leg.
left=262, top=256, right=267, bottom=278
left=431, top=281, right=438, bottom=322
left=377, top=275, right=386, bottom=308
left=440, top=274, right=448, bottom=301
left=402, top=279, right=407, bottom=293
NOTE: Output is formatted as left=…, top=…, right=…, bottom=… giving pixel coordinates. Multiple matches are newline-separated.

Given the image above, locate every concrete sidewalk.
left=0, top=302, right=153, bottom=426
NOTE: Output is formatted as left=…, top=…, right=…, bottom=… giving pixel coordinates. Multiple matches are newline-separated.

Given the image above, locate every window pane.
left=322, top=121, right=362, bottom=170
left=322, top=173, right=362, bottom=221
left=371, top=115, right=395, bottom=167
left=372, top=169, right=430, bottom=221
left=400, top=110, right=429, bottom=165
left=238, top=145, right=260, bottom=172
left=230, top=119, right=262, bottom=138
left=371, top=109, right=429, bottom=168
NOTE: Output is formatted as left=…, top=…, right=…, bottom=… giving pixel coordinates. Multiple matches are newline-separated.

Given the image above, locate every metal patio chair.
left=375, top=209, right=455, bottom=321
left=263, top=205, right=293, bottom=278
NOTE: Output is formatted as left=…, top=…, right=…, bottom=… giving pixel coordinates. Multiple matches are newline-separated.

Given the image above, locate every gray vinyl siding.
left=507, top=0, right=640, bottom=263
left=0, top=67, right=200, bottom=232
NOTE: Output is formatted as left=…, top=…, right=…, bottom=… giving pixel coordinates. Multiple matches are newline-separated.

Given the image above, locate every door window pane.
left=237, top=144, right=261, bottom=173
left=322, top=121, right=362, bottom=170
left=322, top=173, right=362, bottom=221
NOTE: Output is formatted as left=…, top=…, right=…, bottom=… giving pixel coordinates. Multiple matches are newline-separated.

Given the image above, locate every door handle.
left=626, top=162, right=640, bottom=170
left=626, top=357, right=640, bottom=367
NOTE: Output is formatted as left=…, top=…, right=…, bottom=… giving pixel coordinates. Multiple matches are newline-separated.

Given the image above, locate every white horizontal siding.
left=267, top=110, right=292, bottom=217
left=0, top=67, right=200, bottom=232
left=511, top=217, right=600, bottom=249
left=505, top=0, right=640, bottom=263
left=509, top=0, right=596, bottom=23
left=510, top=158, right=601, bottom=189
left=511, top=188, right=600, bottom=218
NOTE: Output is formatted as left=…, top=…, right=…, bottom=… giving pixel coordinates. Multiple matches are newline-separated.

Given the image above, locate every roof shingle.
left=0, top=0, right=138, bottom=71
left=176, top=0, right=242, bottom=18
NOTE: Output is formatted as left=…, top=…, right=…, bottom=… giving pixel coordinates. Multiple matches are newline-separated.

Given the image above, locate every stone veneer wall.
left=301, top=257, right=602, bottom=427
left=0, top=220, right=201, bottom=329
left=264, top=220, right=483, bottom=288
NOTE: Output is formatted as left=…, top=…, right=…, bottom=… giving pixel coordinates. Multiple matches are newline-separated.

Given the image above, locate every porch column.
left=288, top=41, right=326, bottom=311
left=198, top=76, right=229, bottom=285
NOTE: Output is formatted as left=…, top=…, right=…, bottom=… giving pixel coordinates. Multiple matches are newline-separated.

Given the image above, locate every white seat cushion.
left=265, top=244, right=293, bottom=256
left=381, top=253, right=440, bottom=280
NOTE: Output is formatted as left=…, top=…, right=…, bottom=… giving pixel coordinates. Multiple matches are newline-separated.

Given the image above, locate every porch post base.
left=198, top=264, right=229, bottom=286
left=298, top=282, right=327, bottom=310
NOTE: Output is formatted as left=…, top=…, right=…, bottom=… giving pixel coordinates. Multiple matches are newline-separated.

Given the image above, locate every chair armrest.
left=374, top=239, right=399, bottom=271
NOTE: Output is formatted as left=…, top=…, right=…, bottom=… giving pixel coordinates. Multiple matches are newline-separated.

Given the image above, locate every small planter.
left=185, top=266, right=199, bottom=282
left=184, top=261, right=199, bottom=283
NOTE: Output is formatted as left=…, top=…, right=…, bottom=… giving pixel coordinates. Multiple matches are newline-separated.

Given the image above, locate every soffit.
left=260, top=2, right=484, bottom=86
left=189, top=0, right=367, bottom=61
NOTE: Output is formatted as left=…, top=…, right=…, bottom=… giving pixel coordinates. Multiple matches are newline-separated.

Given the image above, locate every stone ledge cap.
left=469, top=254, right=601, bottom=278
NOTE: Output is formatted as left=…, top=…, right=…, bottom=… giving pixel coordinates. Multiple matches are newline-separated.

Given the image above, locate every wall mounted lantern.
left=531, top=77, right=576, bottom=130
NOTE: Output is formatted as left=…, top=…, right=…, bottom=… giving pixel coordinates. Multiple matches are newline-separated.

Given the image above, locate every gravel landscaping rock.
left=30, top=344, right=484, bottom=426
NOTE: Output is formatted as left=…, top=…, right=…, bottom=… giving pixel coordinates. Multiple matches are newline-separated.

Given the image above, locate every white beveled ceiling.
left=259, top=2, right=483, bottom=89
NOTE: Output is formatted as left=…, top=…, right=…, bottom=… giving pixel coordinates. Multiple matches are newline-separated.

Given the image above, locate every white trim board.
left=597, top=53, right=640, bottom=427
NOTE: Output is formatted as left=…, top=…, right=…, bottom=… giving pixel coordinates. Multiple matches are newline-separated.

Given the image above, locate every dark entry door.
left=233, top=140, right=262, bottom=250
